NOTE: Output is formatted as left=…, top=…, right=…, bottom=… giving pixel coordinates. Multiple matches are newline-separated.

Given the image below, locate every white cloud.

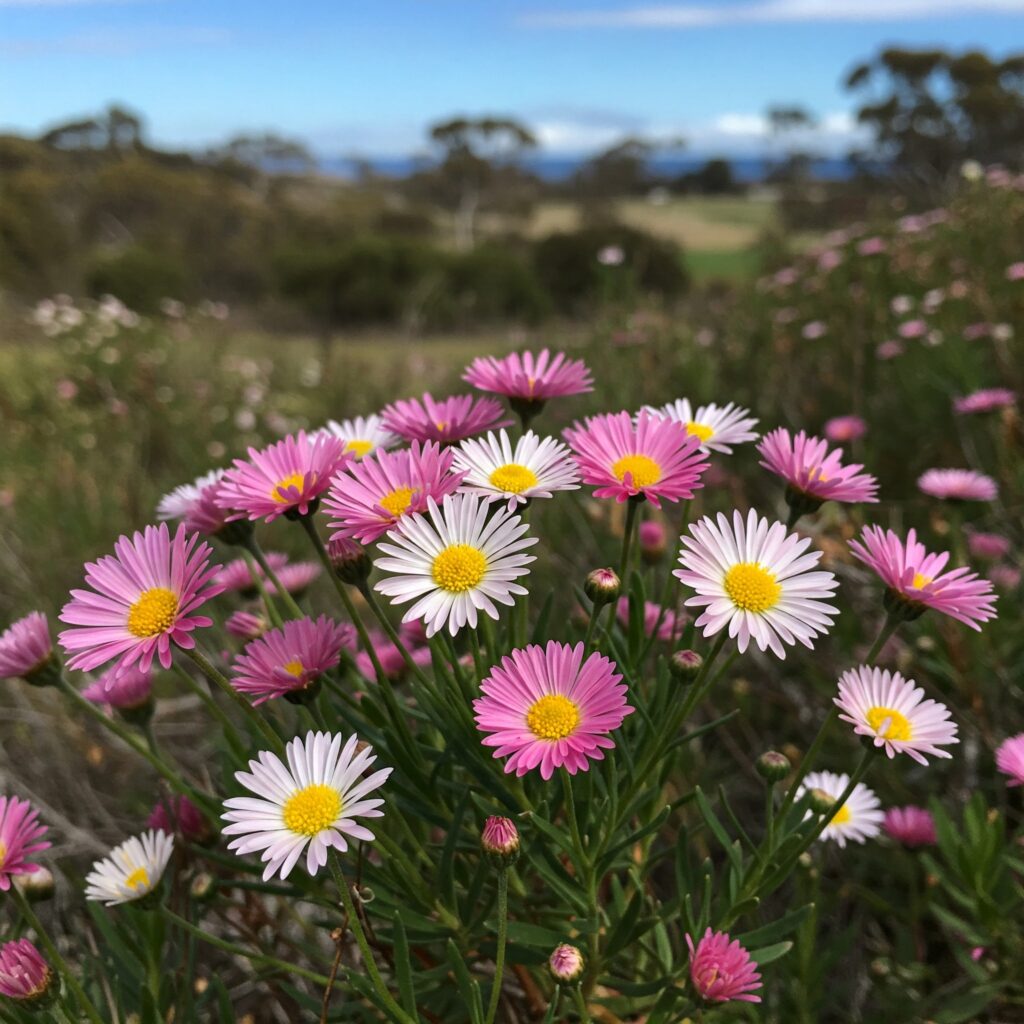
left=1, top=26, right=232, bottom=57
left=521, top=0, right=1024, bottom=28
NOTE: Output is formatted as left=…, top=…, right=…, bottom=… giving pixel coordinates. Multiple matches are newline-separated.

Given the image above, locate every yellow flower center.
left=832, top=803, right=851, bottom=825
left=282, top=659, right=304, bottom=678
left=379, top=486, right=416, bottom=518
left=612, top=454, right=662, bottom=488
left=526, top=694, right=581, bottom=740
left=282, top=783, right=342, bottom=837
left=271, top=471, right=307, bottom=503
left=723, top=563, right=782, bottom=613
left=431, top=544, right=487, bottom=593
left=911, top=572, right=932, bottom=590
left=127, top=587, right=179, bottom=638
left=685, top=421, right=715, bottom=443
left=0, top=841, right=6, bottom=868
left=866, top=706, right=913, bottom=742
left=125, top=866, right=150, bottom=892
left=489, top=463, right=539, bottom=494
left=435, top=421, right=448, bottom=433
left=345, top=439, right=373, bottom=458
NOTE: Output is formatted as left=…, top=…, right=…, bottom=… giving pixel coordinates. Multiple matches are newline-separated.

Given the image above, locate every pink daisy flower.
left=823, top=415, right=867, bottom=443
left=0, top=939, right=53, bottom=1003
left=354, top=628, right=432, bottom=682
left=264, top=561, right=321, bottom=596
left=996, top=734, right=1024, bottom=786
left=157, top=469, right=232, bottom=536
left=849, top=526, right=997, bottom=630
left=564, top=411, right=708, bottom=508
left=883, top=806, right=936, bottom=848
left=59, top=523, right=223, bottom=673
left=82, top=663, right=153, bottom=710
left=616, top=598, right=687, bottom=641
left=757, top=428, right=878, bottom=510
left=0, top=612, right=54, bottom=682
left=382, top=392, right=511, bottom=445
left=225, top=610, right=268, bottom=640
left=989, top=564, right=1021, bottom=591
left=686, top=928, right=762, bottom=1004
left=473, top=641, right=632, bottom=780
left=463, top=348, right=593, bottom=404
left=324, top=441, right=465, bottom=545
left=0, top=796, right=49, bottom=891
left=215, top=552, right=289, bottom=595
left=953, top=389, right=1016, bottom=415
left=918, top=468, right=997, bottom=502
left=231, top=615, right=354, bottom=704
left=148, top=794, right=212, bottom=844
left=217, top=431, right=350, bottom=522
left=967, top=531, right=1011, bottom=560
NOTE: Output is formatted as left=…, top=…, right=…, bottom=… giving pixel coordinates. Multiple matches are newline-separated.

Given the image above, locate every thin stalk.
left=239, top=546, right=284, bottom=628
left=571, top=987, right=592, bottom=1023
left=562, top=768, right=587, bottom=872
left=484, top=872, right=509, bottom=1024
left=619, top=499, right=640, bottom=583
left=172, top=664, right=247, bottom=757
left=242, top=537, right=305, bottom=620
left=775, top=706, right=838, bottom=826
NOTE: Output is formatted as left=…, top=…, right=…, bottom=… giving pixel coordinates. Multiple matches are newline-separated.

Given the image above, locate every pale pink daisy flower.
left=474, top=641, right=632, bottom=780
left=156, top=469, right=225, bottom=522
left=648, top=398, right=759, bottom=455
left=354, top=629, right=432, bottom=682
left=156, top=469, right=239, bottom=537
left=0, top=612, right=54, bottom=682
left=953, top=389, right=1016, bottom=415
left=59, top=523, right=223, bottom=673
left=967, top=531, right=1011, bottom=560
left=0, top=939, right=53, bottom=1003
left=147, top=794, right=211, bottom=844
left=757, top=428, right=878, bottom=510
left=564, top=411, right=708, bottom=508
left=0, top=797, right=50, bottom=891
left=989, top=564, right=1021, bottom=591
left=849, top=526, right=997, bottom=630
left=222, top=731, right=392, bottom=881
left=322, top=413, right=400, bottom=459
left=463, top=348, right=593, bottom=403
left=686, top=928, right=762, bottom=1004
left=883, top=806, right=936, bottom=848
left=918, top=468, right=997, bottom=502
left=824, top=415, right=867, bottom=443
left=996, top=734, right=1024, bottom=786
left=382, top=392, right=511, bottom=445
left=217, top=431, right=350, bottom=522
left=1006, top=261, right=1024, bottom=281
left=675, top=509, right=839, bottom=659
left=453, top=429, right=580, bottom=510
left=324, top=441, right=465, bottom=545
left=616, top=598, right=687, bottom=641
left=215, top=552, right=289, bottom=594
left=877, top=340, right=904, bottom=360
left=834, top=665, right=958, bottom=765
left=231, top=615, right=354, bottom=704
left=264, top=561, right=321, bottom=597
left=82, top=663, right=153, bottom=710
left=799, top=771, right=883, bottom=847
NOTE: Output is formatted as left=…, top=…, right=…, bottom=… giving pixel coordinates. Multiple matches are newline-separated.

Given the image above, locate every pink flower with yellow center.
left=474, top=641, right=632, bottom=780
left=564, top=411, right=708, bottom=508
left=59, top=523, right=223, bottom=673
left=0, top=796, right=49, bottom=892
left=757, top=428, right=878, bottom=507
left=686, top=928, right=762, bottom=1004
left=382, top=392, right=511, bottom=445
left=463, top=348, right=593, bottom=402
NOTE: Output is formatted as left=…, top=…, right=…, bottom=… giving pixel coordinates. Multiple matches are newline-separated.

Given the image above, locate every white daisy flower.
left=648, top=399, right=759, bottom=454
left=799, top=770, right=883, bottom=847
left=374, top=493, right=537, bottom=637
left=452, top=429, right=580, bottom=510
left=222, top=731, right=392, bottom=882
left=674, top=508, right=839, bottom=659
left=156, top=469, right=225, bottom=521
left=323, top=414, right=400, bottom=459
left=84, top=830, right=174, bottom=905
left=835, top=665, right=958, bottom=765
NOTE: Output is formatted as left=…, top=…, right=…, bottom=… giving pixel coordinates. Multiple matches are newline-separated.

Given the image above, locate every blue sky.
left=2, top=0, right=1023, bottom=157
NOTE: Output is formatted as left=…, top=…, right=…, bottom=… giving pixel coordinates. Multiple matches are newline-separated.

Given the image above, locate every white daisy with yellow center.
left=84, top=830, right=174, bottom=905
left=648, top=398, right=759, bottom=454
left=675, top=508, right=839, bottom=659
left=798, top=771, right=883, bottom=848
left=222, top=731, right=392, bottom=881
left=834, top=665, right=958, bottom=765
left=374, top=493, right=537, bottom=637
left=452, top=429, right=581, bottom=510
left=323, top=414, right=400, bottom=460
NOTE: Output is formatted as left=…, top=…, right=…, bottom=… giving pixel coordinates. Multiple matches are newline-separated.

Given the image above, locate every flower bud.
left=481, top=816, right=520, bottom=866
left=225, top=610, right=267, bottom=641
left=638, top=521, right=668, bottom=565
left=807, top=788, right=837, bottom=816
left=0, top=939, right=57, bottom=1009
left=756, top=750, right=791, bottom=783
left=548, top=943, right=585, bottom=984
left=670, top=649, right=703, bottom=681
left=190, top=872, right=217, bottom=902
left=213, top=517, right=255, bottom=547
left=14, top=867, right=55, bottom=903
left=329, top=537, right=372, bottom=586
left=584, top=568, right=620, bottom=606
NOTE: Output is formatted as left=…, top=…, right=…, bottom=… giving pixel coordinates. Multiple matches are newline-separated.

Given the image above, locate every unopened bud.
left=584, top=568, right=620, bottom=606
left=808, top=788, right=837, bottom=815
left=14, top=867, right=55, bottom=903
left=670, top=649, right=703, bottom=681
left=0, top=939, right=58, bottom=1008
left=481, top=816, right=520, bottom=866
left=329, top=537, right=372, bottom=586
left=756, top=750, right=791, bottom=783
left=548, top=943, right=585, bottom=984
left=190, top=872, right=217, bottom=902
left=225, top=610, right=267, bottom=641
left=638, top=521, right=668, bottom=565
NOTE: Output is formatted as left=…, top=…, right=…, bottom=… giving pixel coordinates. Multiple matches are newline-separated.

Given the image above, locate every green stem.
left=776, top=706, right=838, bottom=826
left=571, top=987, right=592, bottom=1023
left=484, top=872, right=509, bottom=1024
left=173, top=664, right=246, bottom=758
left=619, top=499, right=640, bottom=583
left=242, top=537, right=304, bottom=620
left=864, top=614, right=900, bottom=666
left=358, top=580, right=436, bottom=692
left=239, top=546, right=284, bottom=628
left=562, top=769, right=587, bottom=872
left=10, top=886, right=106, bottom=1024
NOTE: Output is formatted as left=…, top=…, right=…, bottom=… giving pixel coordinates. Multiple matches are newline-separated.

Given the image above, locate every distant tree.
left=208, top=133, right=316, bottom=175
left=845, top=47, right=1024, bottom=176
left=573, top=135, right=686, bottom=201
left=765, top=105, right=818, bottom=184
left=40, top=104, right=145, bottom=153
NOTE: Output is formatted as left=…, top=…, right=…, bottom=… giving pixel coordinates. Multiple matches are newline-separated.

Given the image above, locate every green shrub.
left=85, top=246, right=191, bottom=312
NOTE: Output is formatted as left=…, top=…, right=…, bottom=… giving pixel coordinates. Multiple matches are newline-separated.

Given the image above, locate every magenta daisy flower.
left=917, top=468, right=997, bottom=502
left=564, top=411, right=708, bottom=508
left=82, top=663, right=153, bottom=710
left=967, top=531, right=1011, bottom=560
left=324, top=441, right=465, bottom=545
left=757, top=428, right=878, bottom=514
left=953, top=388, right=1016, bottom=415
left=849, top=526, right=997, bottom=630
left=382, top=392, right=511, bottom=445
left=616, top=598, right=686, bottom=641
left=217, top=431, right=350, bottom=522
left=59, top=523, right=223, bottom=673
left=231, top=615, right=354, bottom=704
left=0, top=940, right=54, bottom=1004
left=686, top=928, right=762, bottom=1004
left=463, top=348, right=593, bottom=405
left=215, top=552, right=289, bottom=595
left=473, top=641, right=632, bottom=780
left=0, top=612, right=54, bottom=683
left=883, top=806, right=936, bottom=848
left=0, top=796, right=49, bottom=891
left=824, top=415, right=867, bottom=443
left=996, top=734, right=1024, bottom=786
left=354, top=628, right=432, bottom=682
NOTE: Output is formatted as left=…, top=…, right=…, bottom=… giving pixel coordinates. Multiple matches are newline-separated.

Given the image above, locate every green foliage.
left=86, top=247, right=191, bottom=313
